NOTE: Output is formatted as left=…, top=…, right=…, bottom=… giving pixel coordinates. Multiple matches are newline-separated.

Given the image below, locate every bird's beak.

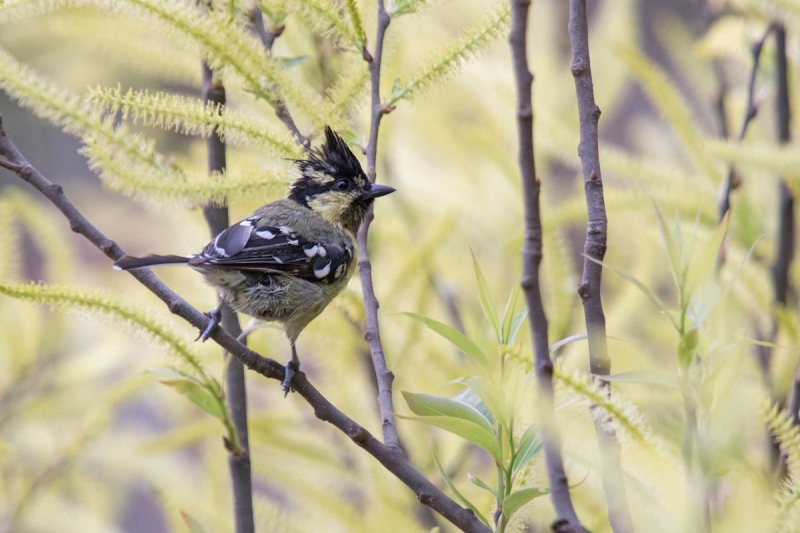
left=365, top=183, right=396, bottom=199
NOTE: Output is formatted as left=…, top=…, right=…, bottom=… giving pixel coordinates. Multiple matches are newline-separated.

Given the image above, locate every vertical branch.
left=567, top=1, right=633, bottom=532
left=201, top=61, right=254, bottom=533
left=772, top=23, right=794, bottom=312
left=510, top=1, right=587, bottom=532
left=356, top=0, right=401, bottom=450
left=773, top=24, right=797, bottom=427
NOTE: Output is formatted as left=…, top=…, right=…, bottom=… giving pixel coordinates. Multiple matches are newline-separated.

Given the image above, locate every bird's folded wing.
left=194, top=218, right=352, bottom=283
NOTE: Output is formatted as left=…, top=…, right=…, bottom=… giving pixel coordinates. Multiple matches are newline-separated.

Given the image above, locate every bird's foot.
left=196, top=306, right=222, bottom=342
left=281, top=358, right=300, bottom=397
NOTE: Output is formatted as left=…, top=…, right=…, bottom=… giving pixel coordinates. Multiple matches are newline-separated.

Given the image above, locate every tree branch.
left=718, top=24, right=774, bottom=222
left=773, top=24, right=797, bottom=431
left=247, top=5, right=309, bottom=150
left=201, top=60, right=254, bottom=533
left=567, top=1, right=632, bottom=531
left=355, top=0, right=401, bottom=451
left=0, top=114, right=489, bottom=533
left=510, top=1, right=588, bottom=532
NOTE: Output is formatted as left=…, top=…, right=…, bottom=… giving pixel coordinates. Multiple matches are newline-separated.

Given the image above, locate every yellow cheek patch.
left=307, top=192, right=353, bottom=224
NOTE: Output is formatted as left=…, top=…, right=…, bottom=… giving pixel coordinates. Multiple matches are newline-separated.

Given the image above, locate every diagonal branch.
left=0, top=114, right=489, bottom=533
left=718, top=23, right=774, bottom=223
left=568, top=1, right=633, bottom=531
left=510, top=1, right=588, bottom=532
left=247, top=4, right=310, bottom=150
left=356, top=0, right=401, bottom=450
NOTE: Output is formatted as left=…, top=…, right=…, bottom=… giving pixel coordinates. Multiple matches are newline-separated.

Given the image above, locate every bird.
left=114, top=126, right=395, bottom=394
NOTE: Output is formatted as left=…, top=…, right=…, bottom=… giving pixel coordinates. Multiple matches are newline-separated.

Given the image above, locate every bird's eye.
left=334, top=179, right=349, bottom=191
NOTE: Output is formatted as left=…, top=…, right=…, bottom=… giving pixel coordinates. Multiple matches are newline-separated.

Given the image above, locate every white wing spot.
left=317, top=246, right=327, bottom=257
left=256, top=229, right=276, bottom=239
left=314, top=262, right=331, bottom=279
left=240, top=220, right=253, bottom=227
left=213, top=234, right=226, bottom=255
left=304, top=245, right=318, bottom=257
left=279, top=226, right=292, bottom=234
left=334, top=264, right=345, bottom=278
left=288, top=239, right=299, bottom=246
left=273, top=256, right=284, bottom=264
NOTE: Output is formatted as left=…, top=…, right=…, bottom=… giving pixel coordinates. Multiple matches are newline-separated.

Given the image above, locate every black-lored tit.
left=114, top=127, right=395, bottom=394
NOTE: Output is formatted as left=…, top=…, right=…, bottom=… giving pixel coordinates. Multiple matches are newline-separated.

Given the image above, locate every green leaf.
left=398, top=413, right=501, bottom=462
left=502, top=487, right=549, bottom=517
left=160, top=379, right=225, bottom=420
left=454, top=376, right=504, bottom=426
left=467, top=472, right=496, bottom=496
left=147, top=367, right=192, bottom=379
left=275, top=56, right=309, bottom=69
left=654, top=205, right=685, bottom=290
left=402, top=312, right=489, bottom=370
left=471, top=250, right=500, bottom=339
left=549, top=334, right=588, bottom=354
left=501, top=288, right=520, bottom=343
left=451, top=387, right=494, bottom=426
left=507, top=307, right=528, bottom=345
left=593, top=371, right=679, bottom=389
left=511, top=423, right=542, bottom=476
left=685, top=212, right=728, bottom=298
left=678, top=329, right=698, bottom=369
left=432, top=454, right=490, bottom=527
left=403, top=391, right=493, bottom=432
left=584, top=254, right=680, bottom=331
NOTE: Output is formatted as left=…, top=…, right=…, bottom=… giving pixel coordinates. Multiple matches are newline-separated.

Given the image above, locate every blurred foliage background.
left=1, top=0, right=800, bottom=532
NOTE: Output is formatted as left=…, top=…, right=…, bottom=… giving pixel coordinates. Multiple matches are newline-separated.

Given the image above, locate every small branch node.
left=49, top=183, right=63, bottom=194
left=589, top=171, right=598, bottom=181
left=570, top=60, right=585, bottom=76
left=577, top=283, right=591, bottom=300
left=417, top=493, right=433, bottom=505
left=592, top=105, right=601, bottom=119
left=537, top=357, right=553, bottom=375
left=362, top=46, right=373, bottom=62
left=350, top=426, right=369, bottom=444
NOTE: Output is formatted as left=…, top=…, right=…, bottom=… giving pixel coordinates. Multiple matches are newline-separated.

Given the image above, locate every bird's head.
left=289, top=127, right=395, bottom=233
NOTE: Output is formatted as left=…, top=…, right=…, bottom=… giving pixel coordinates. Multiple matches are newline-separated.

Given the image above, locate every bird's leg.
left=197, top=298, right=224, bottom=342
left=281, top=343, right=300, bottom=396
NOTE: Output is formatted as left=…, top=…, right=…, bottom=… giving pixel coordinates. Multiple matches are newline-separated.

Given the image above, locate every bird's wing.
left=192, top=217, right=353, bottom=284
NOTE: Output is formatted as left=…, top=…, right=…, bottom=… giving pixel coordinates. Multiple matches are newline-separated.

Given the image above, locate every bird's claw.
left=196, top=307, right=222, bottom=342
left=281, top=358, right=299, bottom=397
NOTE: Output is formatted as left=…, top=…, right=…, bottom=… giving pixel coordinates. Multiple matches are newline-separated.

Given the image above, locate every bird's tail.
left=113, top=254, right=190, bottom=270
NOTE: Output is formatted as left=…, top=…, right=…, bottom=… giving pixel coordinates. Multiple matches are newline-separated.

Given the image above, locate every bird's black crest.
left=289, top=127, right=367, bottom=205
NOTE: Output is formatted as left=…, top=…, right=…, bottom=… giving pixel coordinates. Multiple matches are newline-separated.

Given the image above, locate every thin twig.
left=201, top=60, right=255, bottom=533
left=567, top=1, right=632, bottom=532
left=510, top=1, right=588, bottom=532
left=247, top=5, right=309, bottom=150
left=718, top=24, right=774, bottom=222
left=356, top=0, right=401, bottom=451
left=0, top=115, right=490, bottom=533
